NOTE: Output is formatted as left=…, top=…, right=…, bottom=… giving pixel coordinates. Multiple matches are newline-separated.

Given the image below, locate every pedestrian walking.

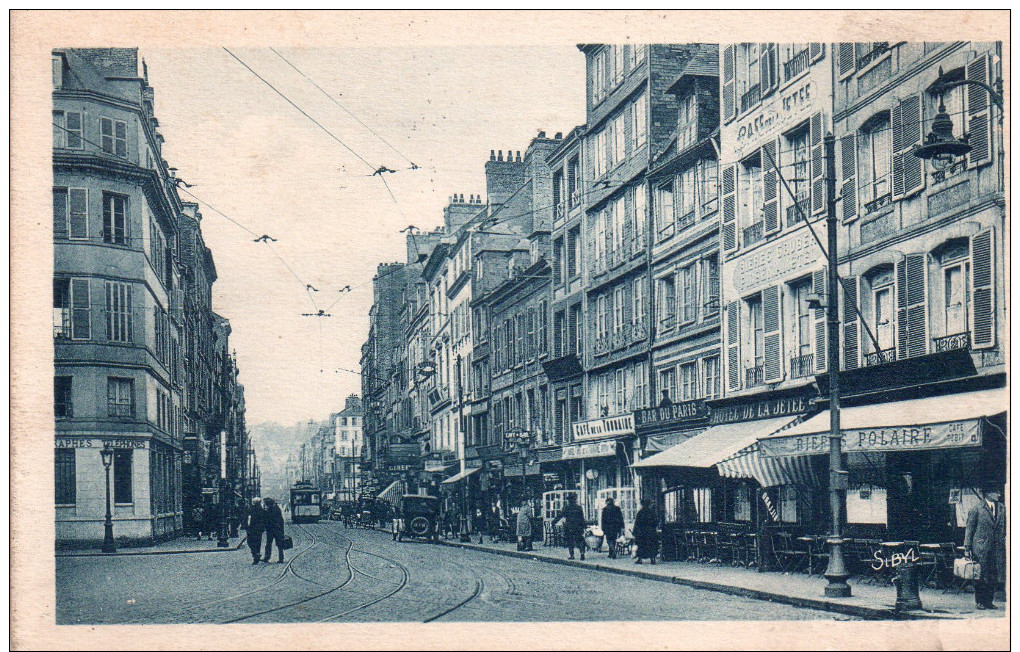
left=964, top=484, right=1006, bottom=609
left=558, top=493, right=586, bottom=560
left=633, top=498, right=659, bottom=565
left=191, top=505, right=205, bottom=540
left=601, top=496, right=625, bottom=559
left=486, top=504, right=501, bottom=543
left=246, top=497, right=266, bottom=565
left=262, top=497, right=286, bottom=563
left=516, top=498, right=534, bottom=552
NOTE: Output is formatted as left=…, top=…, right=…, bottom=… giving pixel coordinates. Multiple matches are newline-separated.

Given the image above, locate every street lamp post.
left=100, top=446, right=117, bottom=553
left=217, top=429, right=229, bottom=548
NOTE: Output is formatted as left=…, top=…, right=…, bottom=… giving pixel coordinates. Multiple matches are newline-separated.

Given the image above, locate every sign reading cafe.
left=759, top=420, right=983, bottom=458
left=572, top=414, right=635, bottom=441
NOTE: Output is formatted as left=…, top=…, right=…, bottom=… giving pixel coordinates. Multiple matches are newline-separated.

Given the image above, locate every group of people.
left=244, top=497, right=287, bottom=565
left=553, top=494, right=659, bottom=563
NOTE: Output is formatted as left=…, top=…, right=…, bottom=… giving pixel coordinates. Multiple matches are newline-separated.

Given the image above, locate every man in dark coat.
left=601, top=497, right=625, bottom=559
left=262, top=497, right=286, bottom=563
left=633, top=498, right=659, bottom=565
left=965, top=485, right=1006, bottom=609
left=246, top=497, right=266, bottom=564
left=559, top=494, right=587, bottom=561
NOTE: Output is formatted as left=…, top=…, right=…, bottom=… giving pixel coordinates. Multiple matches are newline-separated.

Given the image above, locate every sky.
left=142, top=46, right=587, bottom=426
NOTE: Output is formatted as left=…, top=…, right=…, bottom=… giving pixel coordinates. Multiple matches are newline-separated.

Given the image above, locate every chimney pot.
left=490, top=149, right=496, bottom=161
left=538, top=130, right=546, bottom=138
left=498, top=150, right=503, bottom=161
left=516, top=151, right=522, bottom=162
left=555, top=132, right=563, bottom=139
left=460, top=193, right=465, bottom=203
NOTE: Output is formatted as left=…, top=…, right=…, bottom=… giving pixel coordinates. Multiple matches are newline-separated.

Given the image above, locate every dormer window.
left=52, top=54, right=64, bottom=89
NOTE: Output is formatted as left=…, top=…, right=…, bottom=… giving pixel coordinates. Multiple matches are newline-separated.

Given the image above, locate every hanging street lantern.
left=912, top=98, right=972, bottom=169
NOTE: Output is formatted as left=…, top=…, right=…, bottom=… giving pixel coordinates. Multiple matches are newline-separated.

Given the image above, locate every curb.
left=434, top=539, right=933, bottom=621
left=56, top=536, right=248, bottom=558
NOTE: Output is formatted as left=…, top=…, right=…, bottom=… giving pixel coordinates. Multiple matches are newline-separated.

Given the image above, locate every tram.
left=289, top=481, right=322, bottom=524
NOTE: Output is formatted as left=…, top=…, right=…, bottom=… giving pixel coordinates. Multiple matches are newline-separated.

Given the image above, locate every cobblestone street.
left=57, top=522, right=848, bottom=624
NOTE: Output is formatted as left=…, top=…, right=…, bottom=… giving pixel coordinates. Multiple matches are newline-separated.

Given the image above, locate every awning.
left=759, top=388, right=1006, bottom=458
left=717, top=445, right=821, bottom=487
left=377, top=480, right=404, bottom=505
left=441, top=466, right=481, bottom=484
left=632, top=416, right=800, bottom=468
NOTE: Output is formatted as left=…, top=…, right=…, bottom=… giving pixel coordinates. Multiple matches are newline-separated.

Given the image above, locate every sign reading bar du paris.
left=572, top=414, right=635, bottom=441
left=759, top=420, right=982, bottom=458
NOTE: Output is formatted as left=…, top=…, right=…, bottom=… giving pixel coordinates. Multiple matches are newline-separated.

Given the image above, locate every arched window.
left=861, top=265, right=896, bottom=365
left=931, top=238, right=971, bottom=348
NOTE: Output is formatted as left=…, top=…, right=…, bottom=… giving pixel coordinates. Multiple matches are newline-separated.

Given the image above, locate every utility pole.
left=822, top=132, right=851, bottom=598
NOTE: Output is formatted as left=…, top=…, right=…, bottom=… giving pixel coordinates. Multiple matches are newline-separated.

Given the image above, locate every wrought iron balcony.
left=790, top=353, right=814, bottom=379
left=745, top=365, right=765, bottom=388
left=931, top=159, right=968, bottom=184
left=742, top=221, right=765, bottom=247
left=933, top=332, right=971, bottom=353
left=863, top=347, right=896, bottom=367
left=784, top=48, right=810, bottom=81
left=856, top=42, right=889, bottom=69
left=676, top=210, right=696, bottom=232
left=658, top=314, right=676, bottom=331
left=863, top=192, right=892, bottom=215
left=740, top=83, right=761, bottom=113
left=786, top=199, right=810, bottom=227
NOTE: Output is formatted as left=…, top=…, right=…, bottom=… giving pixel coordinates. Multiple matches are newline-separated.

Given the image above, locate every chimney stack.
left=538, top=130, right=546, bottom=138
left=555, top=132, right=563, bottom=139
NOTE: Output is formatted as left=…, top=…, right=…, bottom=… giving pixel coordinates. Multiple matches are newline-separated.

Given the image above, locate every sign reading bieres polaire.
left=572, top=414, right=635, bottom=441
left=561, top=439, right=618, bottom=460
left=759, top=420, right=983, bottom=458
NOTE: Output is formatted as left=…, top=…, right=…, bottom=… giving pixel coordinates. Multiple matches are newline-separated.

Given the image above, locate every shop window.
left=114, top=449, right=133, bottom=504
left=857, top=112, right=892, bottom=215
left=692, top=488, right=713, bottom=523
left=55, top=448, right=76, bottom=505
left=847, top=483, right=888, bottom=524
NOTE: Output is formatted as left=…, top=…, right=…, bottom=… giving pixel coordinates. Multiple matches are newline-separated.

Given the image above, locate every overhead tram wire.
left=269, top=47, right=419, bottom=168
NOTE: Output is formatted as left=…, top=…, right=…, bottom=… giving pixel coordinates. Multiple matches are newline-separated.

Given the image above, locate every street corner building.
left=53, top=48, right=256, bottom=548
left=358, top=40, right=1007, bottom=584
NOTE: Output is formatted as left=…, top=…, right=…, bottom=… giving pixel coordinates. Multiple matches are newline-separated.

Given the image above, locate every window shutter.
left=970, top=227, right=995, bottom=349
left=810, top=112, right=826, bottom=215
left=759, top=43, right=778, bottom=96
left=70, top=278, right=90, bottom=340
left=841, top=276, right=859, bottom=370
left=762, top=139, right=780, bottom=234
left=809, top=43, right=824, bottom=63
left=838, top=43, right=856, bottom=79
left=762, top=285, right=782, bottom=382
left=892, top=95, right=924, bottom=199
left=768, top=43, right=780, bottom=93
left=722, top=45, right=737, bottom=123
left=726, top=301, right=741, bottom=391
left=721, top=164, right=739, bottom=252
left=965, top=53, right=993, bottom=168
left=53, top=188, right=68, bottom=239
left=813, top=268, right=827, bottom=372
left=68, top=188, right=88, bottom=239
left=839, top=134, right=857, bottom=223
left=896, top=254, right=927, bottom=359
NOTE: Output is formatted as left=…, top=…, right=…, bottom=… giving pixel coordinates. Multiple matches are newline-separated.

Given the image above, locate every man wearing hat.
left=246, top=497, right=266, bottom=565
left=965, top=484, right=1006, bottom=609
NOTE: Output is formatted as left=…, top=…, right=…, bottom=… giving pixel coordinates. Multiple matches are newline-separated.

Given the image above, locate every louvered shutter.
left=841, top=276, right=860, bottom=370
left=892, top=95, right=924, bottom=199
left=759, top=43, right=778, bottom=96
left=71, top=278, right=90, bottom=339
left=970, top=227, right=995, bottom=348
left=896, top=254, right=927, bottom=359
left=762, top=139, right=780, bottom=234
left=838, top=43, right=856, bottom=79
left=809, top=43, right=824, bottom=63
left=722, top=45, right=737, bottom=123
left=721, top=164, right=739, bottom=252
left=810, top=112, right=826, bottom=215
left=965, top=54, right=993, bottom=168
left=839, top=134, right=857, bottom=223
left=53, top=188, right=68, bottom=239
left=726, top=300, right=741, bottom=391
left=762, top=285, right=782, bottom=382
left=812, top=268, right=827, bottom=372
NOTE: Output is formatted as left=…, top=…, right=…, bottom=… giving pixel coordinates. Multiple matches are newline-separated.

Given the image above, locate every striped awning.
left=632, top=416, right=799, bottom=469
left=717, top=444, right=820, bottom=487
left=377, top=480, right=404, bottom=505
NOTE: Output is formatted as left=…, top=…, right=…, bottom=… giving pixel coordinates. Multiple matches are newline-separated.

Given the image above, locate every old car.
left=394, top=494, right=441, bottom=543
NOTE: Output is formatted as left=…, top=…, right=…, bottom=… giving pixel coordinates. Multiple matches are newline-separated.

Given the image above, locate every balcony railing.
left=786, top=199, right=810, bottom=227
left=784, top=48, right=810, bottom=81
left=863, top=192, right=892, bottom=215
left=745, top=365, right=765, bottom=388
left=856, top=42, right=890, bottom=69
left=659, top=314, right=676, bottom=331
left=931, top=159, right=968, bottom=185
left=790, top=353, right=814, bottom=379
left=740, top=83, right=761, bottom=113
left=743, top=221, right=765, bottom=247
left=863, top=347, right=896, bottom=367
left=677, top=210, right=696, bottom=232
left=703, top=299, right=720, bottom=317
left=933, top=332, right=971, bottom=353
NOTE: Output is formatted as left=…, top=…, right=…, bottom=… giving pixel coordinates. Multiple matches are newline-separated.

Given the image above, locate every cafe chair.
left=776, top=532, right=808, bottom=573
left=744, top=532, right=759, bottom=569
left=807, top=536, right=830, bottom=577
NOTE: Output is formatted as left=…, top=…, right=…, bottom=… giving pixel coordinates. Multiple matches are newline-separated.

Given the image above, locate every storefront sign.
left=732, top=229, right=820, bottom=295
left=55, top=437, right=147, bottom=449
left=55, top=438, right=94, bottom=448
left=572, top=414, right=634, bottom=441
left=561, top=440, right=618, bottom=460
left=733, top=80, right=814, bottom=150
left=760, top=420, right=983, bottom=458
left=709, top=396, right=812, bottom=425
left=634, top=400, right=709, bottom=429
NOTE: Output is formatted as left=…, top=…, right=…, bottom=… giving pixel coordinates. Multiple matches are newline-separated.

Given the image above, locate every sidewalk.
left=56, top=535, right=247, bottom=557
left=435, top=536, right=1004, bottom=621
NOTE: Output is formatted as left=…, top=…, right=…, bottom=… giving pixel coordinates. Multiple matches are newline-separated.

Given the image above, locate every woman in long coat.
left=516, top=499, right=535, bottom=551
left=633, top=498, right=659, bottom=564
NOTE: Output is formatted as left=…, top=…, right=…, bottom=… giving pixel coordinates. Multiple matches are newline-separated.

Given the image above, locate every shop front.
left=562, top=415, right=638, bottom=526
